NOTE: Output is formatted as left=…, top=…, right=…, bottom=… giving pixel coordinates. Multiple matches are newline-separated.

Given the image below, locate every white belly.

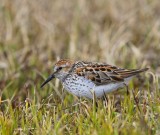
left=63, top=75, right=130, bottom=99
left=93, top=83, right=124, bottom=98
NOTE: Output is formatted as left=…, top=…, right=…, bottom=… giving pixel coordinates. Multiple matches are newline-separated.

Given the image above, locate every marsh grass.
left=0, top=0, right=160, bottom=134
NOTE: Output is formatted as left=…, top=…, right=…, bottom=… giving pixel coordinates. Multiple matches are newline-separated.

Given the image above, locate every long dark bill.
left=41, top=74, right=55, bottom=88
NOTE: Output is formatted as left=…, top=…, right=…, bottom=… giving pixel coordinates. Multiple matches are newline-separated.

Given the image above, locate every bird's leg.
left=102, top=90, right=108, bottom=107
left=92, top=91, right=98, bottom=109
left=123, top=83, right=129, bottom=95
left=102, top=90, right=107, bottom=101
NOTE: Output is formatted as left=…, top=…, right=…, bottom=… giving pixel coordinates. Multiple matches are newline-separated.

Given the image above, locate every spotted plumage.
left=41, top=59, right=148, bottom=99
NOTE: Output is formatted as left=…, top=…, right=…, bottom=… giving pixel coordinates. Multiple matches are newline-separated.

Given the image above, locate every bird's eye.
left=58, top=67, right=62, bottom=70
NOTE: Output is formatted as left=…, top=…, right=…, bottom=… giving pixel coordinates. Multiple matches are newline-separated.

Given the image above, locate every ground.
left=0, top=0, right=160, bottom=134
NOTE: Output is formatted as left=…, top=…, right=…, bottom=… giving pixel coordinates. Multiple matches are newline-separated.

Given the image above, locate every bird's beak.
left=41, top=73, right=55, bottom=88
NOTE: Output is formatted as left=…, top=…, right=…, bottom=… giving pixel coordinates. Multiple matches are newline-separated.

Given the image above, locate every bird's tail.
left=117, top=67, right=149, bottom=78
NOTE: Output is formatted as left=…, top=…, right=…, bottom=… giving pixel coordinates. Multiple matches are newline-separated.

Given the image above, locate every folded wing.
left=75, top=63, right=148, bottom=85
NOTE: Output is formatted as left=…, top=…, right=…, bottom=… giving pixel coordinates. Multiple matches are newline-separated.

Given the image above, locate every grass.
left=0, top=0, right=160, bottom=134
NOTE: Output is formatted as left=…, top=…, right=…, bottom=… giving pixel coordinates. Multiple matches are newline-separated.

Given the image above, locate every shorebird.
left=41, top=59, right=148, bottom=99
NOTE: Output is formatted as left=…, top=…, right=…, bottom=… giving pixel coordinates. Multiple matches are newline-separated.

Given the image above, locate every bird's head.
left=41, top=59, right=74, bottom=88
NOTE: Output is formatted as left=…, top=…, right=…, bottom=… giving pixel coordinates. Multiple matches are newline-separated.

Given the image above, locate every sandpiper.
left=41, top=59, right=148, bottom=99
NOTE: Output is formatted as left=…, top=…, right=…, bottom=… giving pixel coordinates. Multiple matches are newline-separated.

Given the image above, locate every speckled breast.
left=63, top=74, right=95, bottom=98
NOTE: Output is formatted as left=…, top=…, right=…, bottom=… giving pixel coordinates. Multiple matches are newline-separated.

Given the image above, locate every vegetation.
left=0, top=0, right=160, bottom=134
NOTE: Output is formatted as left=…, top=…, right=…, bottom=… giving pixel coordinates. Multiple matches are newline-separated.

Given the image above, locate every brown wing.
left=75, top=63, right=148, bottom=85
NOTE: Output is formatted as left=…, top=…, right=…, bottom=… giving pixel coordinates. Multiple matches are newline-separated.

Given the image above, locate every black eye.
left=58, top=67, right=62, bottom=70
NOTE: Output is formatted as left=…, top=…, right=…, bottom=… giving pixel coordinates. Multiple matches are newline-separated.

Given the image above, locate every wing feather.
left=74, top=61, right=148, bottom=85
